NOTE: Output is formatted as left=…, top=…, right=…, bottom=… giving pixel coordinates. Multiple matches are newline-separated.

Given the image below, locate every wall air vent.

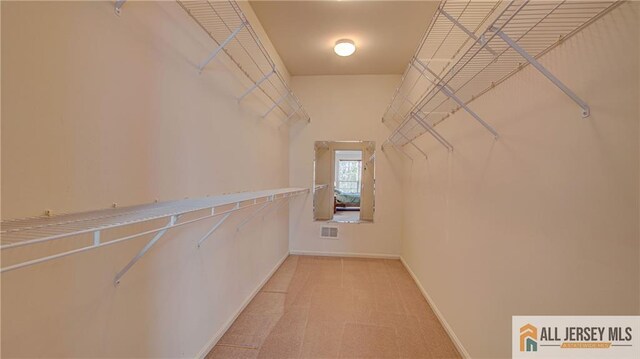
left=320, top=226, right=338, bottom=239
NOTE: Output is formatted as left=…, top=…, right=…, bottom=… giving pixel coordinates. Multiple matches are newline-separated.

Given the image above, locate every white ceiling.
left=250, top=1, right=439, bottom=76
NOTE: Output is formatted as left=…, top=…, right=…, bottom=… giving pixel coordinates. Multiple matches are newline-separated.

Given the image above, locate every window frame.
left=336, top=159, right=362, bottom=194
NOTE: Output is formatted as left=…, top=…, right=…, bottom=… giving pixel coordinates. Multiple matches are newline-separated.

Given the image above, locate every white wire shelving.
left=177, top=0, right=310, bottom=123
left=382, top=0, right=621, bottom=155
left=1, top=188, right=309, bottom=283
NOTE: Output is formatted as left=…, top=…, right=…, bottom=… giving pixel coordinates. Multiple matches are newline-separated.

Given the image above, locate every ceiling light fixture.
left=334, top=39, right=356, bottom=57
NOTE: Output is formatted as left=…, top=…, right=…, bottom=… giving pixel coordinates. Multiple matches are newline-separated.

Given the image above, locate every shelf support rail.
left=114, top=0, right=126, bottom=16
left=439, top=9, right=497, bottom=56
left=490, top=26, right=590, bottom=118
left=268, top=192, right=302, bottom=217
left=237, top=196, right=275, bottom=230
left=285, top=105, right=301, bottom=122
left=382, top=140, right=415, bottom=161
left=198, top=22, right=247, bottom=73
left=438, top=84, right=499, bottom=138
left=237, top=69, right=276, bottom=102
left=263, top=92, right=290, bottom=118
left=262, top=196, right=290, bottom=218
left=412, top=112, right=454, bottom=151
left=197, top=203, right=240, bottom=248
left=388, top=129, right=428, bottom=159
left=415, top=60, right=499, bottom=138
left=114, top=215, right=179, bottom=285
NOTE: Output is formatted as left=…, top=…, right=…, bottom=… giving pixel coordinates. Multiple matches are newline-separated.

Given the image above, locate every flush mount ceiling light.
left=334, top=39, right=356, bottom=57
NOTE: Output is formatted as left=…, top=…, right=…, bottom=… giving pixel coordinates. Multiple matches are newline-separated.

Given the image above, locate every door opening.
left=313, top=141, right=375, bottom=223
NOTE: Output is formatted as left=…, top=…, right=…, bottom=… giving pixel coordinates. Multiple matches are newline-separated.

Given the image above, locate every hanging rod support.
left=406, top=139, right=428, bottom=159
left=114, top=215, right=179, bottom=286
left=263, top=92, right=290, bottom=117
left=285, top=106, right=301, bottom=122
left=114, top=0, right=126, bottom=16
left=417, top=61, right=498, bottom=138
left=438, top=85, right=499, bottom=138
left=490, top=27, right=590, bottom=117
left=383, top=140, right=415, bottom=161
left=237, top=197, right=274, bottom=230
left=197, top=203, right=239, bottom=248
left=439, top=10, right=497, bottom=56
left=238, top=70, right=276, bottom=102
left=198, top=22, right=247, bottom=73
left=394, top=131, right=428, bottom=159
left=262, top=197, right=288, bottom=217
left=416, top=57, right=489, bottom=136
left=412, top=113, right=454, bottom=151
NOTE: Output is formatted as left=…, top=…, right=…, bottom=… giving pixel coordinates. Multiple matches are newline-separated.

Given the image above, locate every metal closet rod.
left=1, top=188, right=309, bottom=275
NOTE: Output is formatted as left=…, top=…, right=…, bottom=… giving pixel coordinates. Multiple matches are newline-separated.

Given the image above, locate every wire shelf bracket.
left=490, top=26, right=590, bottom=118
left=114, top=215, right=179, bottom=285
left=382, top=141, right=415, bottom=161
left=236, top=197, right=274, bottom=230
left=114, top=0, right=126, bottom=16
left=262, top=92, right=290, bottom=118
left=418, top=60, right=499, bottom=138
left=237, top=190, right=302, bottom=230
left=440, top=84, right=499, bottom=139
left=412, top=112, right=454, bottom=151
left=237, top=69, right=276, bottom=102
left=285, top=105, right=301, bottom=121
left=198, top=21, right=247, bottom=73
left=262, top=196, right=289, bottom=218
left=439, top=9, right=497, bottom=57
left=387, top=129, right=428, bottom=160
left=398, top=131, right=429, bottom=159
left=196, top=203, right=239, bottom=248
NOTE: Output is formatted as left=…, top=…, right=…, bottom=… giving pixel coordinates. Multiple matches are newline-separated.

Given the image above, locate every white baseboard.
left=400, top=256, right=471, bottom=359
left=290, top=249, right=400, bottom=260
left=195, top=252, right=290, bottom=359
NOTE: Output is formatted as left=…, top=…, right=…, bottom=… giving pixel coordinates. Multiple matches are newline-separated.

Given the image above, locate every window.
left=337, top=160, right=361, bottom=194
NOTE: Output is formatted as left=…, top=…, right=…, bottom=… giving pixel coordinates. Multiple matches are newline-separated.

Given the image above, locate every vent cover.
left=320, top=226, right=338, bottom=239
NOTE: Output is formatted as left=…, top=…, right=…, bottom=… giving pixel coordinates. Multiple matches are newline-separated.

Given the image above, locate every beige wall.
left=289, top=74, right=405, bottom=257
left=1, top=1, right=295, bottom=357
left=400, top=3, right=640, bottom=358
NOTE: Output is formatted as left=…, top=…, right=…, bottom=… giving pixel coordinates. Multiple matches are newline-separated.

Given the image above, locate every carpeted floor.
left=207, top=255, right=461, bottom=359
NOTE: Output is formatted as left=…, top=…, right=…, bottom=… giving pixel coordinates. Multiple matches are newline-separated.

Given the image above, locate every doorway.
left=313, top=141, right=375, bottom=223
